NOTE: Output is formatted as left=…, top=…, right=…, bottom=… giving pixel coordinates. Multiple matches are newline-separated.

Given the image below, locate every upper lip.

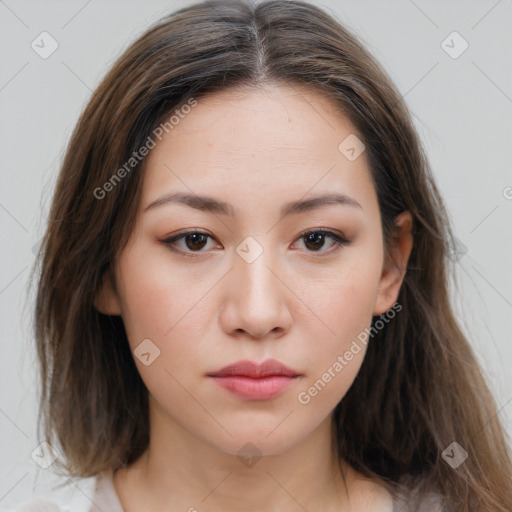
left=207, top=359, right=301, bottom=378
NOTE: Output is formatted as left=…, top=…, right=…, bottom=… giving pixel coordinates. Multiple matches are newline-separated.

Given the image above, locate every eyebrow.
left=144, top=191, right=362, bottom=217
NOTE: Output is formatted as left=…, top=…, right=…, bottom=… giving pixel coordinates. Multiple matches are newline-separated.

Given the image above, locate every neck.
left=114, top=411, right=360, bottom=511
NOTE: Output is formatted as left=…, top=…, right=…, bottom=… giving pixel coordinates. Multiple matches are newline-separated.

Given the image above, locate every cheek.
left=300, top=251, right=383, bottom=349
left=113, top=239, right=226, bottom=394
left=293, top=248, right=383, bottom=406
left=113, top=245, right=210, bottom=405
left=115, top=241, right=205, bottom=343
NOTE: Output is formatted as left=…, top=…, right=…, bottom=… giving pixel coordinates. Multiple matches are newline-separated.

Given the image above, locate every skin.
left=95, top=82, right=413, bottom=512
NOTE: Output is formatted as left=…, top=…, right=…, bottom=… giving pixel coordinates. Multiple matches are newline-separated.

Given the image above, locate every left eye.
left=161, top=229, right=349, bottom=256
left=294, top=230, right=349, bottom=254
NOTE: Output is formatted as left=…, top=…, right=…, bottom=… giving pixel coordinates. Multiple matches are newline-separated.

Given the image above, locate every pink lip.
left=207, top=359, right=301, bottom=401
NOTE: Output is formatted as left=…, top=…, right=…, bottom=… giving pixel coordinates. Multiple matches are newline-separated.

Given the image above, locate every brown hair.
left=31, top=0, right=512, bottom=510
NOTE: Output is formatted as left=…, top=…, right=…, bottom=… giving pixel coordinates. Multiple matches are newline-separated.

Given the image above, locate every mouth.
left=206, top=359, right=302, bottom=401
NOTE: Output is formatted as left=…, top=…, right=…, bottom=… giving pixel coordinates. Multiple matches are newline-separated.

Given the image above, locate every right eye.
left=161, top=230, right=221, bottom=256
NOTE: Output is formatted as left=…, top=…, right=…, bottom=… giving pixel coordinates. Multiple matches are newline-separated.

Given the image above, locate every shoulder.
left=1, top=471, right=115, bottom=512
left=342, top=472, right=395, bottom=511
left=0, top=498, right=66, bottom=512
left=392, top=484, right=446, bottom=512
left=346, top=471, right=446, bottom=512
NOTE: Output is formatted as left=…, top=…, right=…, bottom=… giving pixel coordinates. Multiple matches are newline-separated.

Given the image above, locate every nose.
left=219, top=241, right=293, bottom=340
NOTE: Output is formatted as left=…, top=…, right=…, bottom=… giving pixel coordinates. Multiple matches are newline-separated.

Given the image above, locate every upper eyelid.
left=163, top=228, right=345, bottom=241
left=296, top=228, right=348, bottom=240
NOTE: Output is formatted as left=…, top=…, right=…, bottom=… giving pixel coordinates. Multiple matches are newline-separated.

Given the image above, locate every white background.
left=0, top=0, right=511, bottom=506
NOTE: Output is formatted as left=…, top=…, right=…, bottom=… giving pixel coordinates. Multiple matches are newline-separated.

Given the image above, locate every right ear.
left=94, top=268, right=122, bottom=315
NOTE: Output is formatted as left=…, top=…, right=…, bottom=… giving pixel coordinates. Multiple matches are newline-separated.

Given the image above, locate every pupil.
left=305, top=233, right=324, bottom=251
left=186, top=233, right=207, bottom=250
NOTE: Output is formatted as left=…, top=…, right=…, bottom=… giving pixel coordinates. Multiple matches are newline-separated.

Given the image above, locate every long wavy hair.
left=31, top=0, right=512, bottom=510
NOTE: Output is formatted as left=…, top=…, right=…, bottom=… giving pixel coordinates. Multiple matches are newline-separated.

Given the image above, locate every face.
left=95, top=83, right=411, bottom=457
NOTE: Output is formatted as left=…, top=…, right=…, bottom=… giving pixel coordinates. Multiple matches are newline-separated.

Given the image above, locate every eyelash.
left=161, top=228, right=351, bottom=258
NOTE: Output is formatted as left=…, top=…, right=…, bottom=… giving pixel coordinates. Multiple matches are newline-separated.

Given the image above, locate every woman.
left=20, top=0, right=512, bottom=510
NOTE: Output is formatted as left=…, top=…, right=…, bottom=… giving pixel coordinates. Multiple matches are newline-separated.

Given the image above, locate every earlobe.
left=373, top=211, right=413, bottom=315
left=94, top=268, right=122, bottom=315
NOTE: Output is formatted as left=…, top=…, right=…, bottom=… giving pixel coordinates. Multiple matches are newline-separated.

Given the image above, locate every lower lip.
left=209, top=375, right=298, bottom=400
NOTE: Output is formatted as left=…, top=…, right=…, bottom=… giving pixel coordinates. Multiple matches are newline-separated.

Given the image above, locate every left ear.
left=373, top=211, right=413, bottom=315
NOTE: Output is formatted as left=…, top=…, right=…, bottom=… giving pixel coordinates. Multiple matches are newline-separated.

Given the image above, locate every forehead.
left=139, top=82, right=374, bottom=212
left=150, top=83, right=354, bottom=157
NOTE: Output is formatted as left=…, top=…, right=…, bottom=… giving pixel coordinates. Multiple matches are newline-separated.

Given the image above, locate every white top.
left=3, top=470, right=444, bottom=511
left=1, top=471, right=122, bottom=512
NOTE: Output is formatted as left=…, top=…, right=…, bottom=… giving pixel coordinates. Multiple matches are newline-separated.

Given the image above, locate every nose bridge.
left=223, top=234, right=290, bottom=337
left=234, top=234, right=278, bottom=302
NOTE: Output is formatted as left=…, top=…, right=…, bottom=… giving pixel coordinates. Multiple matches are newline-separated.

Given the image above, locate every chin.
left=199, top=424, right=308, bottom=459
